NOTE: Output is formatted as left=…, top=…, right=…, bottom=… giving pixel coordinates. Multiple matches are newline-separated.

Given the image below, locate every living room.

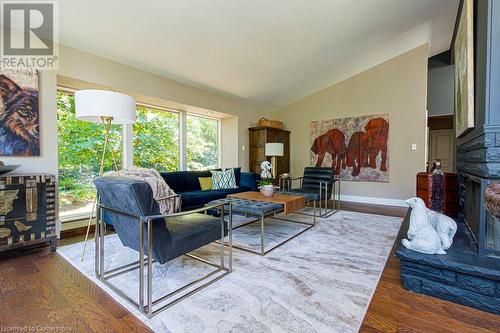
left=0, top=1, right=499, bottom=332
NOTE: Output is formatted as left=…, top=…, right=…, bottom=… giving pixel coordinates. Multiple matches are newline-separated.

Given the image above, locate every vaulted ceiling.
left=58, top=0, right=459, bottom=110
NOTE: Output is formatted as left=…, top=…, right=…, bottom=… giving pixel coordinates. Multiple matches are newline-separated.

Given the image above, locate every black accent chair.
left=93, top=177, right=233, bottom=318
left=280, top=167, right=340, bottom=217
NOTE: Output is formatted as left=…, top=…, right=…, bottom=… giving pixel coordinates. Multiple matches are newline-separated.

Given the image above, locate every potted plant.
left=258, top=179, right=276, bottom=197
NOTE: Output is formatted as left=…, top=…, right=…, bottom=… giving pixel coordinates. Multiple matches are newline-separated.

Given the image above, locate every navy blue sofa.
left=160, top=168, right=259, bottom=211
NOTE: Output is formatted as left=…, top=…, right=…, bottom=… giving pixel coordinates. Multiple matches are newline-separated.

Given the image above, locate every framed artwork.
left=0, top=69, right=40, bottom=156
left=454, top=0, right=474, bottom=137
left=310, top=113, right=389, bottom=182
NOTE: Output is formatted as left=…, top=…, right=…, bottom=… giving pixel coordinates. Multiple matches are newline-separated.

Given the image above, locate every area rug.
left=58, top=210, right=403, bottom=333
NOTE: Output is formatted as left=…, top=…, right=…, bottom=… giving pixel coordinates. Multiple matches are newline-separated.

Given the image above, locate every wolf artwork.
left=0, top=69, right=40, bottom=156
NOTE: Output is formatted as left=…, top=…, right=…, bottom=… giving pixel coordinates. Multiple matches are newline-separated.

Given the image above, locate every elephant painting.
left=346, top=131, right=367, bottom=177
left=364, top=117, right=389, bottom=172
left=310, top=129, right=346, bottom=175
left=310, top=114, right=389, bottom=181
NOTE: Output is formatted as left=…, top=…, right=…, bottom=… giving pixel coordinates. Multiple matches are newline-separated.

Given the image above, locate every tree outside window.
left=57, top=90, right=122, bottom=217
left=186, top=115, right=218, bottom=170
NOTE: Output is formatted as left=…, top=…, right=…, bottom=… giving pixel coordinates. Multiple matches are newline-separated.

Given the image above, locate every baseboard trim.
left=340, top=195, right=408, bottom=207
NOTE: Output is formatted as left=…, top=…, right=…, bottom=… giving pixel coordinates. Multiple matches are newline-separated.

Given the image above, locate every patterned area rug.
left=58, top=210, right=402, bottom=333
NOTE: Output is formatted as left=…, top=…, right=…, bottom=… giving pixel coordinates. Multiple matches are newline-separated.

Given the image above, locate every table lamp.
left=265, top=142, right=284, bottom=178
left=75, top=90, right=136, bottom=260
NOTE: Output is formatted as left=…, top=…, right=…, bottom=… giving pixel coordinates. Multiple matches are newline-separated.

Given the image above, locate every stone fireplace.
left=396, top=0, right=500, bottom=315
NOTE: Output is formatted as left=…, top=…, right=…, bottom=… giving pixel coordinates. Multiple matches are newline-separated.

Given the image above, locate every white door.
left=429, top=129, right=455, bottom=172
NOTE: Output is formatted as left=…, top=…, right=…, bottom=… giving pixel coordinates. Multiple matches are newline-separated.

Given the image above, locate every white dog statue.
left=427, top=205, right=457, bottom=250
left=402, top=197, right=449, bottom=254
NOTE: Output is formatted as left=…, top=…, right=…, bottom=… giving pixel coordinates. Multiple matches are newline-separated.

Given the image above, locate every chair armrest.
left=145, top=202, right=230, bottom=221
left=156, top=194, right=179, bottom=201
left=97, top=201, right=230, bottom=223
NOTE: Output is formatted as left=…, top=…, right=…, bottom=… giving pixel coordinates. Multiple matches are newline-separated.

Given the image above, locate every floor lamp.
left=265, top=143, right=284, bottom=179
left=75, top=90, right=136, bottom=261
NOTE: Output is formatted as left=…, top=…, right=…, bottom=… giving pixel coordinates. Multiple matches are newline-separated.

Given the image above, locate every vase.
left=259, top=185, right=275, bottom=197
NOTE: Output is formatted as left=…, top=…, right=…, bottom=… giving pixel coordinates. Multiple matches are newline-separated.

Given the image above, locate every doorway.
left=427, top=115, right=455, bottom=172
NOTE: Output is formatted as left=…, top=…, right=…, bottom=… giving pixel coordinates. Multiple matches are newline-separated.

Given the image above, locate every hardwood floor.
left=0, top=245, right=152, bottom=332
left=0, top=201, right=498, bottom=333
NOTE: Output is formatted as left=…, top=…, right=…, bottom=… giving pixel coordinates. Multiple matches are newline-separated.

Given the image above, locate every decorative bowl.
left=259, top=184, right=276, bottom=197
left=0, top=165, right=20, bottom=175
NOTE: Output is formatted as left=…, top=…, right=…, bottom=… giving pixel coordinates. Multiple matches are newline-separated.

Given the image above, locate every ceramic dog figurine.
left=402, top=197, right=446, bottom=254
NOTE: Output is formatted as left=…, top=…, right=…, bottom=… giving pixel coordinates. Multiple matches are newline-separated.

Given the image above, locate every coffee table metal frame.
left=209, top=196, right=316, bottom=256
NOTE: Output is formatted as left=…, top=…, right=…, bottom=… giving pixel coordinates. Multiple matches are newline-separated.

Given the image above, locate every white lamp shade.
left=75, top=90, right=136, bottom=124
left=265, top=142, right=284, bottom=156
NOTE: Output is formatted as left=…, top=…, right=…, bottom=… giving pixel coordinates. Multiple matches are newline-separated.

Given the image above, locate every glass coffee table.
left=207, top=191, right=317, bottom=255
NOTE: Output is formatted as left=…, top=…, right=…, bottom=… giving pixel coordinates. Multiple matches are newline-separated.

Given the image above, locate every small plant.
left=258, top=179, right=273, bottom=187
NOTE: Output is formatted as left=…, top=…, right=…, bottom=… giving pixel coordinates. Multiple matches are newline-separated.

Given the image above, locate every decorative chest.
left=0, top=174, right=57, bottom=252
left=416, top=172, right=458, bottom=216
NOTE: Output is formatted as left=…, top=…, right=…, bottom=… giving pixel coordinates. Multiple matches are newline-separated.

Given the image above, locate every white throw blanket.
left=103, top=167, right=181, bottom=214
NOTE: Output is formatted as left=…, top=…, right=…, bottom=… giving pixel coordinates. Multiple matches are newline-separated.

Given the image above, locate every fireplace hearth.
left=396, top=215, right=500, bottom=315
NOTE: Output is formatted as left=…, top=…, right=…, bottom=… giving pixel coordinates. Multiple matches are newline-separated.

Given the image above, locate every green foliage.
left=186, top=115, right=218, bottom=170
left=258, top=179, right=273, bottom=186
left=133, top=106, right=179, bottom=171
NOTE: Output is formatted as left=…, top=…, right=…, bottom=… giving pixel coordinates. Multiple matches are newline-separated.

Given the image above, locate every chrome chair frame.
left=280, top=177, right=340, bottom=218
left=95, top=202, right=233, bottom=318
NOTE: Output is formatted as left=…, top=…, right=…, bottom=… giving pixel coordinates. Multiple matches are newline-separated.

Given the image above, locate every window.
left=186, top=115, right=219, bottom=170
left=57, top=90, right=122, bottom=220
left=57, top=89, right=220, bottom=222
left=133, top=105, right=179, bottom=171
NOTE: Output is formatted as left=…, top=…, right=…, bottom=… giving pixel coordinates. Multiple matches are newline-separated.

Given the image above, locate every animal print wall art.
left=0, top=69, right=40, bottom=156
left=310, top=113, right=389, bottom=182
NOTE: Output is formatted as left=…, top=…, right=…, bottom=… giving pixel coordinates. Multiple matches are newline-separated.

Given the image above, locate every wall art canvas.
left=454, top=0, right=474, bottom=137
left=310, top=113, right=389, bottom=182
left=0, top=69, right=39, bottom=156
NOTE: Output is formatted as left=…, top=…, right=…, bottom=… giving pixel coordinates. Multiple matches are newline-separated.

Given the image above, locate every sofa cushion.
left=179, top=187, right=251, bottom=210
left=240, top=172, right=259, bottom=191
left=161, top=170, right=213, bottom=192
left=198, top=177, right=212, bottom=191
left=163, top=213, right=226, bottom=262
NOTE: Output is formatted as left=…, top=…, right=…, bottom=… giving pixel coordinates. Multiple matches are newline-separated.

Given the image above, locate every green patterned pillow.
left=211, top=169, right=237, bottom=189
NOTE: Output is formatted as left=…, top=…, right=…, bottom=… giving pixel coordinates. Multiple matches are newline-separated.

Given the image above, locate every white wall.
left=270, top=45, right=429, bottom=205
left=427, top=65, right=454, bottom=116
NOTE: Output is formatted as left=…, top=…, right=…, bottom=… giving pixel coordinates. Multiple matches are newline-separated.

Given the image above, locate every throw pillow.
left=230, top=167, right=241, bottom=186
left=211, top=169, right=237, bottom=190
left=198, top=177, right=213, bottom=191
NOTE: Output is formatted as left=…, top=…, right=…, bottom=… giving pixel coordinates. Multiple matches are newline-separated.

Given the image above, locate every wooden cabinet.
left=0, top=174, right=57, bottom=252
left=249, top=126, right=290, bottom=177
left=416, top=172, right=458, bottom=216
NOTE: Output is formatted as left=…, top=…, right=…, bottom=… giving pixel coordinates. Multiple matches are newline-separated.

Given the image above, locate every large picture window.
left=133, top=105, right=179, bottom=171
left=186, top=114, right=219, bottom=170
left=57, top=89, right=220, bottom=222
left=57, top=90, right=122, bottom=219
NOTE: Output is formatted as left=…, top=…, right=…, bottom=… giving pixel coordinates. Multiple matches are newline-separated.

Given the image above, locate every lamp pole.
left=81, top=116, right=119, bottom=261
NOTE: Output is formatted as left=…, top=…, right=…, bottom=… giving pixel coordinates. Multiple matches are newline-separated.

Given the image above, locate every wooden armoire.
left=249, top=126, right=290, bottom=177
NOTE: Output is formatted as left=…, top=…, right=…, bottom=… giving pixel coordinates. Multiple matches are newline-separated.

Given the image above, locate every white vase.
left=259, top=185, right=275, bottom=197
